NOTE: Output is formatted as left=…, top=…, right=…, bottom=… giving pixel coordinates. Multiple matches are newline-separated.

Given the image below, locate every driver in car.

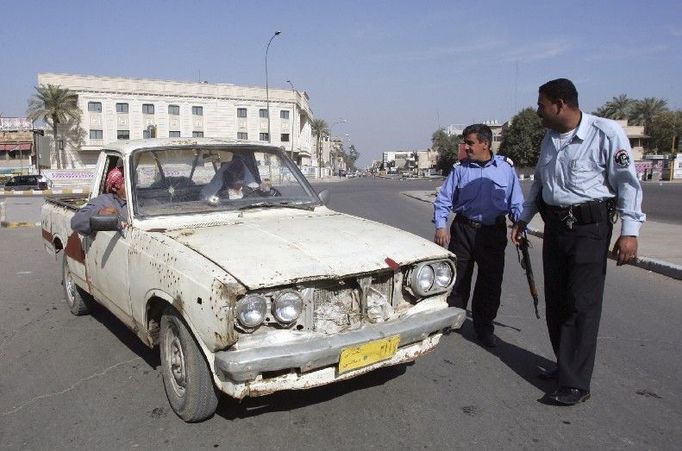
left=71, top=167, right=128, bottom=235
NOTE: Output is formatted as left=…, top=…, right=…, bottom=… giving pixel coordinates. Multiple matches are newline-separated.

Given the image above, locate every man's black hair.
left=462, top=123, right=493, bottom=147
left=539, top=78, right=579, bottom=108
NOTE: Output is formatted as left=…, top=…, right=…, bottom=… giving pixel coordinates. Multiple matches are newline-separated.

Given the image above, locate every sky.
left=2, top=0, right=681, bottom=166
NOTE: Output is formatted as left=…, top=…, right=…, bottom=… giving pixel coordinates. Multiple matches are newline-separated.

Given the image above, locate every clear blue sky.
left=2, top=0, right=681, bottom=166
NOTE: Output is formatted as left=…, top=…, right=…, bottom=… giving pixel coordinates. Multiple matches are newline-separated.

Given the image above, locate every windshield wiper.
left=238, top=201, right=316, bottom=211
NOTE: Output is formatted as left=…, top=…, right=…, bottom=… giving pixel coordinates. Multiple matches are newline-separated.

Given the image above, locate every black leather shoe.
left=477, top=333, right=497, bottom=348
left=548, top=387, right=590, bottom=405
left=537, top=367, right=558, bottom=380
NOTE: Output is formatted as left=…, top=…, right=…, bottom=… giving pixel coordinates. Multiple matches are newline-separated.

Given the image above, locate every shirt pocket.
left=567, top=160, right=600, bottom=190
left=491, top=180, right=509, bottom=210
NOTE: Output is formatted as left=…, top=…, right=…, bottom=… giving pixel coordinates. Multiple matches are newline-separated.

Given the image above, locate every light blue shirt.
left=433, top=154, right=524, bottom=229
left=519, top=112, right=645, bottom=236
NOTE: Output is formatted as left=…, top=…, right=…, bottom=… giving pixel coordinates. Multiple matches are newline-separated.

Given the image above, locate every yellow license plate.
left=338, top=335, right=401, bottom=374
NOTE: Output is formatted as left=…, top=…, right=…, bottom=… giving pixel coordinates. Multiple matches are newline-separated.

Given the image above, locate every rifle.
left=516, top=231, right=540, bottom=319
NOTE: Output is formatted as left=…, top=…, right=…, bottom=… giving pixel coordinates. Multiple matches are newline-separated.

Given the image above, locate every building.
left=615, top=120, right=648, bottom=160
left=0, top=116, right=44, bottom=173
left=37, top=73, right=315, bottom=169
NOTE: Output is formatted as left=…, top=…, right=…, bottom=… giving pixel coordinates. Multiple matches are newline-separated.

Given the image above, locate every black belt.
left=543, top=199, right=615, bottom=228
left=454, top=214, right=506, bottom=229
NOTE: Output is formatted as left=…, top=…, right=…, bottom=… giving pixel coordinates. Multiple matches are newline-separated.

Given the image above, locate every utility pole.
left=265, top=31, right=281, bottom=144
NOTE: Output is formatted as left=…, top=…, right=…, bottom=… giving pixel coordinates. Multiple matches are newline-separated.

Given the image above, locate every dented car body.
left=41, top=138, right=463, bottom=421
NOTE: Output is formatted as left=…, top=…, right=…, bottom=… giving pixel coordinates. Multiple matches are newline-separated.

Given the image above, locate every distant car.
left=337, top=169, right=347, bottom=177
left=3, top=175, right=49, bottom=191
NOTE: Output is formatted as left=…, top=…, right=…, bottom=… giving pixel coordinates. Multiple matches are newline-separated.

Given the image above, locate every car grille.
left=311, top=272, right=395, bottom=334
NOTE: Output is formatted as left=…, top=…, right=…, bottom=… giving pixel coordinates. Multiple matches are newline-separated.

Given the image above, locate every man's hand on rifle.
left=511, top=220, right=528, bottom=246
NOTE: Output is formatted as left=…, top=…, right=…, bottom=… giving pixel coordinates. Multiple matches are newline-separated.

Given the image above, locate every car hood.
left=163, top=211, right=451, bottom=289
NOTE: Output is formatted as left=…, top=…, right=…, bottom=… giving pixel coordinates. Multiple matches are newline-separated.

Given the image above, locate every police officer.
left=434, top=123, right=524, bottom=347
left=511, top=78, right=645, bottom=405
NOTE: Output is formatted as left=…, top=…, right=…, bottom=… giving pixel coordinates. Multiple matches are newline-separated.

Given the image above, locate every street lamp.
left=286, top=79, right=296, bottom=161
left=265, top=31, right=281, bottom=144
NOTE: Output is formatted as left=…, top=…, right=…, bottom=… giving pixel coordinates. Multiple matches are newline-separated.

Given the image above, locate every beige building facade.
left=37, top=73, right=315, bottom=169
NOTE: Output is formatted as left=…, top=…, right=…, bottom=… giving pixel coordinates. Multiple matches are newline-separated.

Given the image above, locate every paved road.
left=1, top=178, right=680, bottom=450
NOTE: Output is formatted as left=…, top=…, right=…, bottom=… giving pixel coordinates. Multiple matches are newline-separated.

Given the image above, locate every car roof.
left=102, top=138, right=283, bottom=158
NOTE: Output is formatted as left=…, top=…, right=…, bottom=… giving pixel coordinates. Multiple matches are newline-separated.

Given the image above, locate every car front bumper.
left=214, top=305, right=466, bottom=390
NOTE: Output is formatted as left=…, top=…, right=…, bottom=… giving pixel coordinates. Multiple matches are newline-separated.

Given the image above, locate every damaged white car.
left=41, top=138, right=464, bottom=422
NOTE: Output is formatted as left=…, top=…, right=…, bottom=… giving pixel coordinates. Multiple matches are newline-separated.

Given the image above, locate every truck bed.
left=45, top=193, right=89, bottom=210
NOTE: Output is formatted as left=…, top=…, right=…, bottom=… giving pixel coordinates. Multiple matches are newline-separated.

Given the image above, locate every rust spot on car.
left=65, top=232, right=85, bottom=264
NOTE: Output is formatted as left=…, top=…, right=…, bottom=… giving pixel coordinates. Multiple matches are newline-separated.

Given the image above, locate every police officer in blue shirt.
left=511, top=78, right=645, bottom=406
left=434, top=123, right=524, bottom=348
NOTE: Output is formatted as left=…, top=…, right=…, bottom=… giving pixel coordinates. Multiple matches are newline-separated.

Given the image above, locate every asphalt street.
left=0, top=177, right=680, bottom=450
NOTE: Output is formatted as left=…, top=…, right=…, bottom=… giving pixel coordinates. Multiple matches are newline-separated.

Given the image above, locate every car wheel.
left=62, top=253, right=91, bottom=316
left=160, top=307, right=219, bottom=422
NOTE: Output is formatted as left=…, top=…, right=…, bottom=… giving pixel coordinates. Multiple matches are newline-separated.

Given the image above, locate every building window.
left=169, top=131, right=181, bottom=137
left=88, top=102, right=102, bottom=112
left=192, top=131, right=204, bottom=137
left=90, top=129, right=103, bottom=139
left=281, top=133, right=290, bottom=142
left=117, top=130, right=130, bottom=140
left=192, top=106, right=203, bottom=116
left=280, top=110, right=290, bottom=119
left=168, top=105, right=180, bottom=115
left=142, top=104, right=155, bottom=114
left=237, top=132, right=248, bottom=140
left=259, top=109, right=269, bottom=118
left=259, top=133, right=269, bottom=141
left=237, top=108, right=247, bottom=118
left=116, top=103, right=129, bottom=113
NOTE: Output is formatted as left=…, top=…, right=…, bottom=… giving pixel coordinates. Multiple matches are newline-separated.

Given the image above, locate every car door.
left=83, top=153, right=134, bottom=325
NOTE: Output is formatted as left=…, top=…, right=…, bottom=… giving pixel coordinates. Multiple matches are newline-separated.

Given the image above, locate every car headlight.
left=272, top=290, right=303, bottom=325
left=409, top=260, right=455, bottom=297
left=235, top=295, right=267, bottom=329
left=433, top=261, right=454, bottom=288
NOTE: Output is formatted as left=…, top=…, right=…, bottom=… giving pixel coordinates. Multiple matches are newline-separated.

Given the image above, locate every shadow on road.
left=215, top=363, right=412, bottom=420
left=87, top=301, right=160, bottom=369
left=456, top=317, right=556, bottom=392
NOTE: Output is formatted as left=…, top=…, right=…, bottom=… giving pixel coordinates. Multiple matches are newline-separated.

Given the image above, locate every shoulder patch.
left=614, top=149, right=631, bottom=168
left=501, top=155, right=514, bottom=167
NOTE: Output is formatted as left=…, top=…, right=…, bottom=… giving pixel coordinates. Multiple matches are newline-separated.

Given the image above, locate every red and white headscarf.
left=105, top=167, right=124, bottom=193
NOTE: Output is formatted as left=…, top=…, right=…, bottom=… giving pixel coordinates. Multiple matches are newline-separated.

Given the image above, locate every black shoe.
left=477, top=333, right=497, bottom=348
left=537, top=367, right=558, bottom=380
left=547, top=387, right=590, bottom=406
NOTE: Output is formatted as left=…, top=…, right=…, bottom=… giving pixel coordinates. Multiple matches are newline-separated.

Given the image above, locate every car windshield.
left=131, top=145, right=320, bottom=217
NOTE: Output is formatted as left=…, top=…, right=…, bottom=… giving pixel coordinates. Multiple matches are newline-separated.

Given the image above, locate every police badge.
left=615, top=149, right=630, bottom=168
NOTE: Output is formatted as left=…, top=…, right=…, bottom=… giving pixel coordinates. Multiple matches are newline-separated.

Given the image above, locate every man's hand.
left=434, top=228, right=450, bottom=248
left=511, top=220, right=528, bottom=246
left=612, top=235, right=638, bottom=266
left=98, top=206, right=117, bottom=216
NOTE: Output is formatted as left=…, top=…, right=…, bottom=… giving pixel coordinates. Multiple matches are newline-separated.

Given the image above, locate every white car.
left=41, top=138, right=463, bottom=422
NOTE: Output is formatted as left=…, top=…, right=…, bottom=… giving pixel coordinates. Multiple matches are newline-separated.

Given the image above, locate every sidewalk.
left=402, top=190, right=682, bottom=281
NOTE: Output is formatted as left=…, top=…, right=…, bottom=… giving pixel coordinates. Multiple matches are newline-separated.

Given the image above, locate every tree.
left=26, top=84, right=80, bottom=169
left=344, top=144, right=360, bottom=171
left=593, top=94, right=634, bottom=119
left=311, top=118, right=329, bottom=175
left=498, top=107, right=545, bottom=167
left=647, top=110, right=682, bottom=154
left=629, top=97, right=669, bottom=130
left=431, top=128, right=461, bottom=175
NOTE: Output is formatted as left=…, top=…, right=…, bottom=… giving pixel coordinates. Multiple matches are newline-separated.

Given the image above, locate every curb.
left=402, top=191, right=682, bottom=281
left=1, top=188, right=89, bottom=196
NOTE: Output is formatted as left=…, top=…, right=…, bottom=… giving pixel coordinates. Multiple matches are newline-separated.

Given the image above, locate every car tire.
left=160, top=306, right=219, bottom=422
left=62, top=253, right=91, bottom=316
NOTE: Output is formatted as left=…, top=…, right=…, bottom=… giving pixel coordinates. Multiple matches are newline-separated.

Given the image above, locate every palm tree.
left=629, top=97, right=669, bottom=130
left=594, top=94, right=634, bottom=120
left=311, top=118, right=329, bottom=176
left=26, top=84, right=80, bottom=169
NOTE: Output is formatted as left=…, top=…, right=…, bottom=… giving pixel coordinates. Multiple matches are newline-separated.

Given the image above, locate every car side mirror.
left=90, top=215, right=120, bottom=232
left=318, top=189, right=330, bottom=205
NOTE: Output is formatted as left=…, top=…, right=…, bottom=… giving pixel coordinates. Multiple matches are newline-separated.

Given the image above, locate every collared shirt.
left=433, top=154, right=524, bottom=229
left=519, top=112, right=646, bottom=236
left=71, top=193, right=128, bottom=235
